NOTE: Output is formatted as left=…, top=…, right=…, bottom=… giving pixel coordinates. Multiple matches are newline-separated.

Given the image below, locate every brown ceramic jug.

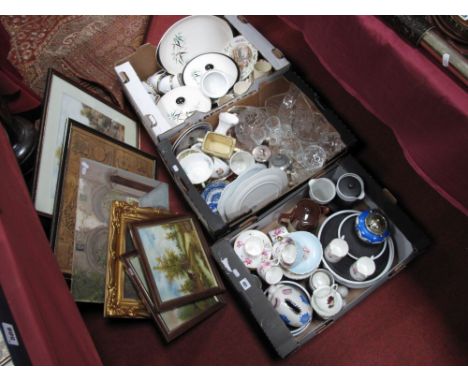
left=278, top=199, right=330, bottom=232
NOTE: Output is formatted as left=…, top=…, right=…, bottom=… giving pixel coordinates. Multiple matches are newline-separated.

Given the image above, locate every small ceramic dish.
left=229, top=150, right=255, bottom=175
left=308, top=268, right=335, bottom=291
left=176, top=148, right=214, bottom=185
left=202, top=132, right=236, bottom=159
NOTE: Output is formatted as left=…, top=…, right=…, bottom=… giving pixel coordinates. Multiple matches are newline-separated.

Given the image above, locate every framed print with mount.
left=129, top=215, right=225, bottom=312
left=121, top=251, right=225, bottom=342
left=51, top=119, right=156, bottom=275
left=33, top=69, right=139, bottom=217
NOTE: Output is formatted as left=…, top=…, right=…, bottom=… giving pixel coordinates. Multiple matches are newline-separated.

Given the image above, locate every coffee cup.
left=308, top=178, right=336, bottom=205
left=313, top=284, right=339, bottom=311
left=272, top=237, right=297, bottom=267
left=257, top=260, right=283, bottom=285
left=324, top=237, right=349, bottom=263
left=278, top=199, right=329, bottom=232
left=349, top=256, right=376, bottom=281
left=243, top=236, right=266, bottom=259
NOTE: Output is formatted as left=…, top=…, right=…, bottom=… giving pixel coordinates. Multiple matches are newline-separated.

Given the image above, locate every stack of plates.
left=217, top=165, right=288, bottom=222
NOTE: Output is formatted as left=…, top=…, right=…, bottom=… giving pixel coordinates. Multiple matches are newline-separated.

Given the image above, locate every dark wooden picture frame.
left=33, top=68, right=140, bottom=218
left=129, top=215, right=225, bottom=312
left=51, top=119, right=156, bottom=275
left=120, top=251, right=225, bottom=342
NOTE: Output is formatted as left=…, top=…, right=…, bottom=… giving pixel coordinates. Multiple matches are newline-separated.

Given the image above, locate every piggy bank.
left=266, top=282, right=312, bottom=328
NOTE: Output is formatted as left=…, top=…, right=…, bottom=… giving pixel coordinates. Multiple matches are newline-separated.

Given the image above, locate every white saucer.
left=157, top=16, right=234, bottom=75
left=233, top=230, right=273, bottom=269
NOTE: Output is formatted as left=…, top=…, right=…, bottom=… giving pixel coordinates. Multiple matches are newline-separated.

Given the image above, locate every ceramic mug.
left=313, top=284, right=339, bottom=311
left=278, top=199, right=330, bottom=232
left=257, top=259, right=283, bottom=285
left=349, top=256, right=376, bottom=281
left=272, top=237, right=297, bottom=267
left=324, top=237, right=349, bottom=263
left=308, top=178, right=336, bottom=205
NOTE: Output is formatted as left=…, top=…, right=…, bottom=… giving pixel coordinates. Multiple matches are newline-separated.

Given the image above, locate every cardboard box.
left=115, top=15, right=430, bottom=358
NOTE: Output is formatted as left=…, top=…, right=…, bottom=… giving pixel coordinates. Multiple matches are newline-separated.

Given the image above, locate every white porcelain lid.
left=157, top=86, right=211, bottom=127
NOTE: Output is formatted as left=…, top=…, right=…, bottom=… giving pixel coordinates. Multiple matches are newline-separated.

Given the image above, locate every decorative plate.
left=157, top=16, right=234, bottom=75
left=201, top=182, right=227, bottom=213
left=233, top=230, right=273, bottom=269
left=224, top=35, right=259, bottom=80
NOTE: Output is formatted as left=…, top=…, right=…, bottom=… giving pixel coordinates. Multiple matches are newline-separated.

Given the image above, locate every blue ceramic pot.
left=355, top=209, right=390, bottom=245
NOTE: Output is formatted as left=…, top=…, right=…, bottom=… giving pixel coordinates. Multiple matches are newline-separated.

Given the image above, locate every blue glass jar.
left=355, top=209, right=390, bottom=245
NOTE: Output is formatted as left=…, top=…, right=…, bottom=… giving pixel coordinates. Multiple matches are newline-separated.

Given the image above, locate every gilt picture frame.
left=33, top=69, right=139, bottom=217
left=51, top=119, right=156, bottom=275
left=129, top=216, right=224, bottom=312
left=104, top=201, right=172, bottom=318
left=121, top=251, right=225, bottom=342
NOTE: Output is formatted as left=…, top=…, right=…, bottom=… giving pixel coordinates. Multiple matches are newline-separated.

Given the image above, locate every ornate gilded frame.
left=104, top=200, right=171, bottom=318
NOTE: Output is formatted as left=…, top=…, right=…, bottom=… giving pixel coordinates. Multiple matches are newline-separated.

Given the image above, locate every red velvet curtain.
left=277, top=16, right=468, bottom=215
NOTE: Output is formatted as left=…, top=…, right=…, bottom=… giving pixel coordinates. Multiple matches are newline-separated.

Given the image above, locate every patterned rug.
left=0, top=16, right=150, bottom=108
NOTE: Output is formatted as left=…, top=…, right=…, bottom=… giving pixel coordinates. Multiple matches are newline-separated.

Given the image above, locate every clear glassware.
left=304, top=144, right=327, bottom=170
left=250, top=124, right=267, bottom=145
left=231, top=106, right=268, bottom=151
left=264, top=116, right=282, bottom=146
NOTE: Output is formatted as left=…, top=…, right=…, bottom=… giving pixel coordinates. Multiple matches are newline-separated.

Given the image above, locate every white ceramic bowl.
left=229, top=150, right=255, bottom=175
left=176, top=149, right=214, bottom=185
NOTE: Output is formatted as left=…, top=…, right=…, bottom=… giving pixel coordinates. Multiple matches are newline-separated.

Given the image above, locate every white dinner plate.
left=157, top=16, right=234, bottom=75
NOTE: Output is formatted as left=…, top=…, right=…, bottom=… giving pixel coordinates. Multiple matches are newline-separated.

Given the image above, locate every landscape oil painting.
left=132, top=217, right=223, bottom=311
